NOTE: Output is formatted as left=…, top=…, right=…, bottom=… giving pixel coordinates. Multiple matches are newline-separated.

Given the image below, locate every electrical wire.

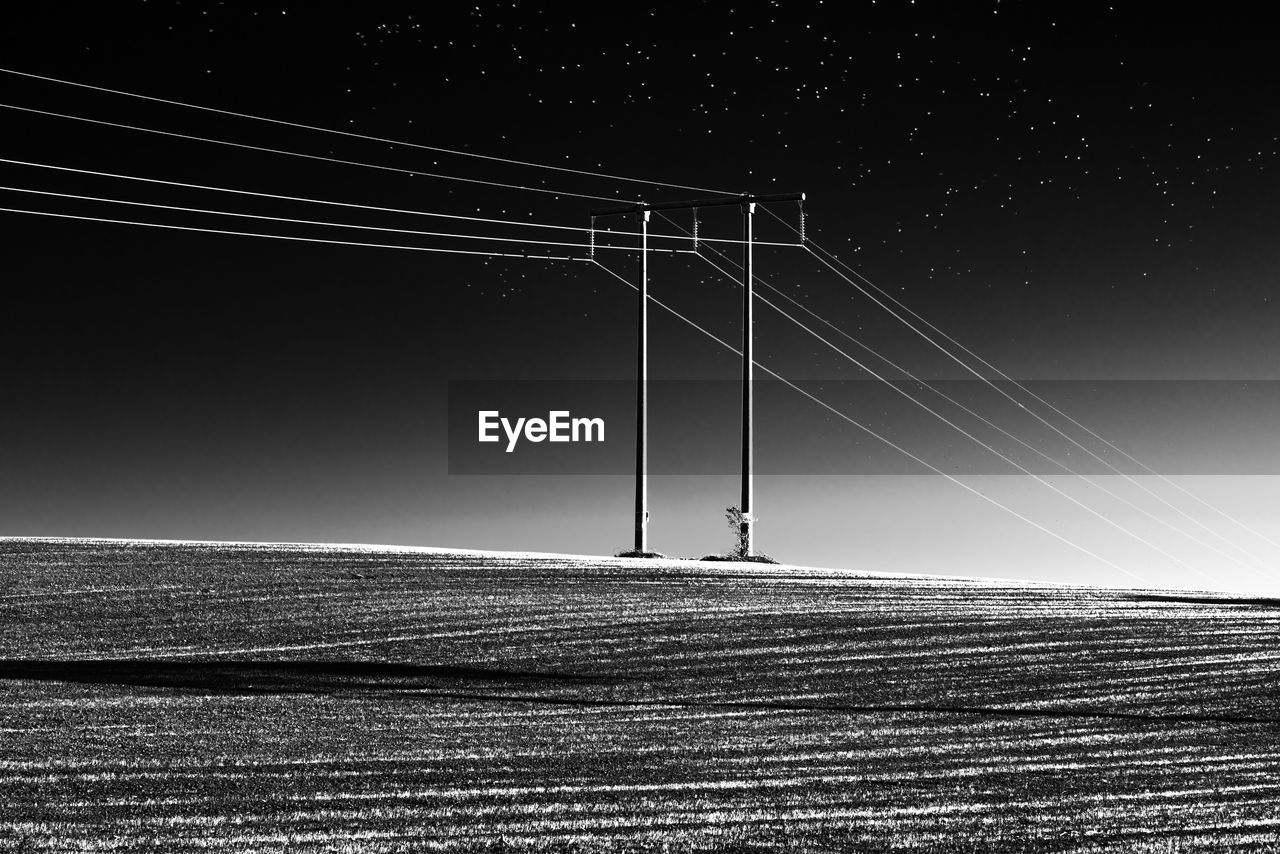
left=0, top=184, right=696, bottom=255
left=0, top=65, right=1235, bottom=580
left=796, top=237, right=1280, bottom=569
left=0, top=67, right=734, bottom=196
left=692, top=249, right=1217, bottom=585
left=0, top=102, right=630, bottom=203
left=0, top=195, right=1155, bottom=585
left=0, top=156, right=600, bottom=232
left=590, top=258, right=1152, bottom=586
left=0, top=205, right=594, bottom=262
left=766, top=206, right=1275, bottom=567
left=669, top=212, right=1275, bottom=581
left=0, top=157, right=795, bottom=246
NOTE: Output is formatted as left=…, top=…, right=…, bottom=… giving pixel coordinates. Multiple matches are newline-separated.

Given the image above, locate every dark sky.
left=2, top=2, right=1279, bottom=591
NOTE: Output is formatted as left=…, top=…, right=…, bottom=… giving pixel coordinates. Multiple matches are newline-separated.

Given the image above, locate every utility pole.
left=590, top=192, right=804, bottom=557
left=635, top=210, right=649, bottom=553
left=740, top=201, right=755, bottom=556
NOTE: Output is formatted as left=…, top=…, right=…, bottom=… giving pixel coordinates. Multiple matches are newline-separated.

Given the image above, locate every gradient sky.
left=2, top=2, right=1279, bottom=592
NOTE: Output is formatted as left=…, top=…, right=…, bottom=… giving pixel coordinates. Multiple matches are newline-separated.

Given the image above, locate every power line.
left=0, top=61, right=1234, bottom=579
left=0, top=156, right=598, bottom=232
left=669, top=212, right=1275, bottom=582
left=0, top=158, right=791, bottom=246
left=0, top=206, right=594, bottom=262
left=766, top=205, right=1276, bottom=570
left=0, top=185, right=697, bottom=255
left=0, top=67, right=733, bottom=196
left=796, top=238, right=1280, bottom=571
left=0, top=193, right=1155, bottom=585
left=691, top=249, right=1215, bottom=585
left=0, top=103, right=628, bottom=203
left=589, top=258, right=1151, bottom=586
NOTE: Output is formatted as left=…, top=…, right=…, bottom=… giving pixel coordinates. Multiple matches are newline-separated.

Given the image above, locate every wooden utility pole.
left=739, top=201, right=755, bottom=555
left=590, top=192, right=804, bottom=557
left=635, top=210, right=649, bottom=553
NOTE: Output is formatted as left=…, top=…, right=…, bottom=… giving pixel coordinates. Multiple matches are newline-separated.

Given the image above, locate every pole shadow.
left=1129, top=594, right=1280, bottom=608
left=0, top=658, right=594, bottom=694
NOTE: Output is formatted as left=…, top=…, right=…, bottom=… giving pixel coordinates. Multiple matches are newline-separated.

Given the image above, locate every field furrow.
left=2, top=538, right=1279, bottom=851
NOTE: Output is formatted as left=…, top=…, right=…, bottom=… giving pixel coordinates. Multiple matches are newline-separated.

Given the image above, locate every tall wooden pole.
left=635, top=210, right=649, bottom=553
left=740, top=201, right=756, bottom=556
left=590, top=193, right=802, bottom=558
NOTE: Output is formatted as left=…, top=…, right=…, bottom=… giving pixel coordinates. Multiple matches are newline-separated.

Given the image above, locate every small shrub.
left=703, top=506, right=779, bottom=563
left=614, top=548, right=668, bottom=559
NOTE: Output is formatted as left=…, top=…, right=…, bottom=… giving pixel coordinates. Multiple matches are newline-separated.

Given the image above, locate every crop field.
left=2, top=538, right=1280, bottom=852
